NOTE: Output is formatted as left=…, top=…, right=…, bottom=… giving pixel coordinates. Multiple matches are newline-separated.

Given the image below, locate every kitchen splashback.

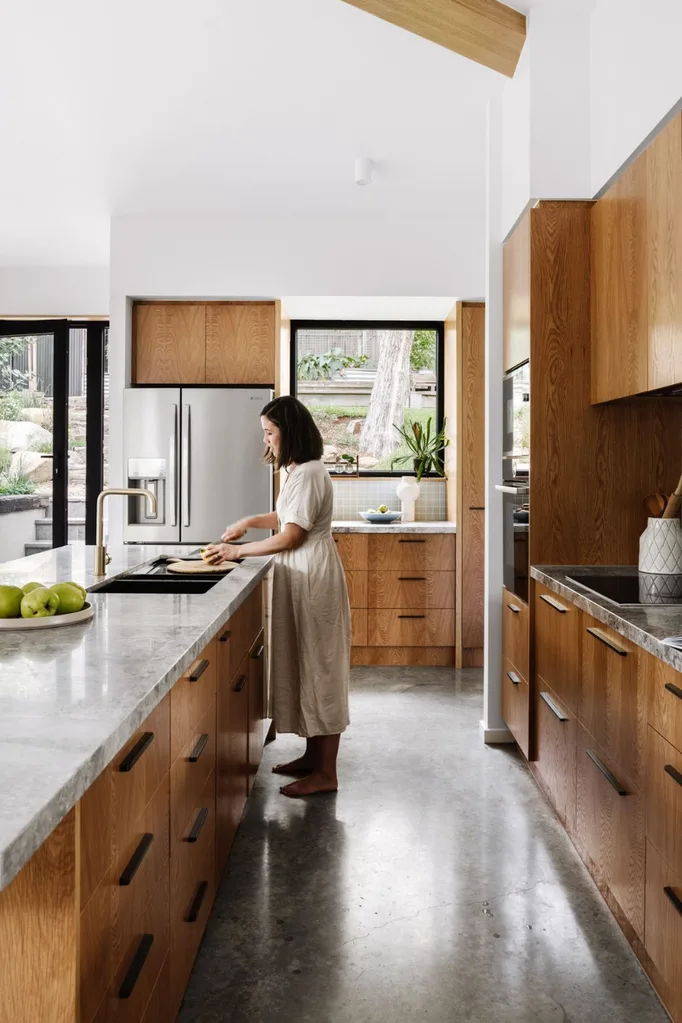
left=332, top=478, right=446, bottom=521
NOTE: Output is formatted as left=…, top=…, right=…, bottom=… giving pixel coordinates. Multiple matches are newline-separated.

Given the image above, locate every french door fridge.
left=123, top=388, right=273, bottom=544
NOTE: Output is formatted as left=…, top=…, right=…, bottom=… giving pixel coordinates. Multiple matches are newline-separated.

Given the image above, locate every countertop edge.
left=331, top=521, right=456, bottom=534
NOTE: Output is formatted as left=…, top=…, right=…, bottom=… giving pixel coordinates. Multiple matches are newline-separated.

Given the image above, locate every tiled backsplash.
left=332, top=478, right=447, bottom=521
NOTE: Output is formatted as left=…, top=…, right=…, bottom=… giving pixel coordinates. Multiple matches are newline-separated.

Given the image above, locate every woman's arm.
left=205, top=522, right=306, bottom=563
left=221, top=511, right=278, bottom=541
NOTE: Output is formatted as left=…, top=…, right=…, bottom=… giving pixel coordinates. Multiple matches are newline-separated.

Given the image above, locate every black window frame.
left=290, top=319, right=446, bottom=477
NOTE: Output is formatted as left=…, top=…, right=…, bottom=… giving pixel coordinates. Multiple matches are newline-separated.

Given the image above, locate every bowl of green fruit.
left=360, top=506, right=402, bottom=524
left=0, top=580, right=93, bottom=630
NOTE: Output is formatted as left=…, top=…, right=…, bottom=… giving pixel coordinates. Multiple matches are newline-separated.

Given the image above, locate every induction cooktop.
left=566, top=572, right=682, bottom=607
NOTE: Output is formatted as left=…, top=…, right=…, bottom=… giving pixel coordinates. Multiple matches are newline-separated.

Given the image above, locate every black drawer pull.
left=119, top=732, right=154, bottom=773
left=539, top=593, right=567, bottom=614
left=118, top=933, right=153, bottom=999
left=189, top=733, right=209, bottom=763
left=119, top=833, right=154, bottom=886
left=507, top=671, right=520, bottom=686
left=187, top=807, right=208, bottom=843
left=665, top=886, right=682, bottom=918
left=399, top=576, right=426, bottom=581
left=585, top=748, right=627, bottom=795
left=219, top=629, right=231, bottom=643
left=398, top=539, right=426, bottom=543
left=251, top=644, right=264, bottom=660
left=665, top=764, right=682, bottom=788
left=233, top=675, right=247, bottom=693
left=665, top=682, right=682, bottom=701
left=469, top=506, right=485, bottom=510
left=398, top=614, right=426, bottom=619
left=189, top=658, right=209, bottom=682
left=539, top=691, right=569, bottom=721
left=186, top=881, right=208, bottom=923
left=586, top=627, right=627, bottom=656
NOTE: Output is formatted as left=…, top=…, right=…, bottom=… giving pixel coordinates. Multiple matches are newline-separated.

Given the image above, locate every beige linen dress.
left=272, top=459, right=351, bottom=737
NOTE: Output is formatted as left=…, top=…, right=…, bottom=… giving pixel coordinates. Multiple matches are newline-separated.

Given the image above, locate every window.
left=291, top=320, right=444, bottom=475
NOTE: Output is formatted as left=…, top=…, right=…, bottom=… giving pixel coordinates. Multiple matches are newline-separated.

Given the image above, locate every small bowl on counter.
left=359, top=511, right=403, bottom=525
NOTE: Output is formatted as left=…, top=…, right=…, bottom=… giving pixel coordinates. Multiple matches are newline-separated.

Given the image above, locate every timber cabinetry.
left=592, top=111, right=682, bottom=400
left=535, top=684, right=576, bottom=830
left=534, top=583, right=581, bottom=716
left=132, top=301, right=276, bottom=386
left=501, top=587, right=529, bottom=757
left=502, top=209, right=530, bottom=372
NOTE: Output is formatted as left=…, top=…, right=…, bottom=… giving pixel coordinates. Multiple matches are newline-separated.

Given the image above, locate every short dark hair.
left=260, top=396, right=324, bottom=470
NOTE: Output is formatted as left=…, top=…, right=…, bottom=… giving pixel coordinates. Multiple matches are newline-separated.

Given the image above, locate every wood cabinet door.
left=501, top=658, right=530, bottom=759
left=132, top=303, right=206, bottom=384
left=247, top=631, right=265, bottom=794
left=367, top=571, right=454, bottom=609
left=534, top=584, right=581, bottom=716
left=368, top=534, right=455, bottom=572
left=534, top=684, right=576, bottom=829
left=205, top=303, right=275, bottom=385
left=333, top=533, right=368, bottom=570
left=647, top=112, right=682, bottom=391
left=502, top=210, right=530, bottom=373
left=648, top=653, right=682, bottom=754
left=591, top=150, right=648, bottom=403
left=645, top=839, right=682, bottom=1011
left=367, top=609, right=454, bottom=647
left=216, top=649, right=249, bottom=877
left=502, top=587, right=529, bottom=683
left=170, top=642, right=217, bottom=764
left=646, top=725, right=682, bottom=878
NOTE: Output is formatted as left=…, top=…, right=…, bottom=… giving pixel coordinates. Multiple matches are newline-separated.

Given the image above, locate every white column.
left=481, top=95, right=512, bottom=745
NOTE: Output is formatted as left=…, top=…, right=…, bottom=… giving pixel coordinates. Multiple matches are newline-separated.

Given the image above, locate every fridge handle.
left=182, top=404, right=190, bottom=528
left=169, top=405, right=178, bottom=528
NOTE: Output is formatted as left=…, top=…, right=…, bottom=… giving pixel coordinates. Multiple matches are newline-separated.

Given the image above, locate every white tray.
left=0, top=601, right=94, bottom=631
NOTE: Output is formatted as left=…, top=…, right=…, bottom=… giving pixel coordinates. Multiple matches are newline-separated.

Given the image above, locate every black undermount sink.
left=91, top=575, right=222, bottom=595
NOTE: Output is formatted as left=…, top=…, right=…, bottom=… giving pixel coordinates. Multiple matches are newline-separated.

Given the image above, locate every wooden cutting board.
left=166, top=559, right=236, bottom=575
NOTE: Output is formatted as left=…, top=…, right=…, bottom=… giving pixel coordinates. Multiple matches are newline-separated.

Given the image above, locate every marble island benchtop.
left=0, top=544, right=272, bottom=891
left=531, top=565, right=682, bottom=675
left=332, top=520, right=456, bottom=534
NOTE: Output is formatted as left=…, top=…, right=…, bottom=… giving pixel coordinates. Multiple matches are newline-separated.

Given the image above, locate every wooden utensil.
left=644, top=494, right=668, bottom=518
left=166, top=560, right=236, bottom=575
left=663, top=476, right=682, bottom=519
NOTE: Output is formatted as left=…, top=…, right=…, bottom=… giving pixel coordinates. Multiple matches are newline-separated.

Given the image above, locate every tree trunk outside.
left=360, top=330, right=413, bottom=459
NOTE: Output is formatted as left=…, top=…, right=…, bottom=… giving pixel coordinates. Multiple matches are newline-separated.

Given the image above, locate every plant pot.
left=639, top=517, right=682, bottom=575
left=396, top=476, right=420, bottom=523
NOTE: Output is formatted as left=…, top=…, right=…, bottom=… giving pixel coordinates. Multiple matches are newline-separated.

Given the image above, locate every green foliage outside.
left=0, top=471, right=35, bottom=496
left=0, top=339, right=29, bottom=392
left=0, top=445, right=11, bottom=474
left=298, top=349, right=369, bottom=381
left=410, top=330, right=437, bottom=373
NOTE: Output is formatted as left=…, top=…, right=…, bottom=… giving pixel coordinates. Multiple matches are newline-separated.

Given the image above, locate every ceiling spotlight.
left=354, top=157, right=373, bottom=186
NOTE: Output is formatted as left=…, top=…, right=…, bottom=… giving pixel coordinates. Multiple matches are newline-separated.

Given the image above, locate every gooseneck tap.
left=95, top=489, right=157, bottom=576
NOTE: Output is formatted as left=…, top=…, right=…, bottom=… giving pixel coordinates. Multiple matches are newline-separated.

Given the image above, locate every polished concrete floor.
left=179, top=668, right=667, bottom=1023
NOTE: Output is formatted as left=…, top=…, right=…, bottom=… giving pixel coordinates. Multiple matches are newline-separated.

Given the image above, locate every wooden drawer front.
left=502, top=588, right=529, bottom=682
left=171, top=768, right=216, bottom=950
left=535, top=685, right=577, bottom=829
left=645, top=839, right=682, bottom=1002
left=534, top=583, right=581, bottom=715
left=501, top=658, right=530, bottom=759
left=93, top=871, right=169, bottom=1023
left=648, top=653, right=682, bottom=755
left=351, top=608, right=368, bottom=647
left=345, top=570, right=368, bottom=608
left=222, top=584, right=263, bottom=683
left=576, top=725, right=644, bottom=940
left=368, top=534, right=455, bottom=572
left=646, top=725, right=682, bottom=878
left=333, top=533, right=368, bottom=570
left=367, top=609, right=454, bottom=647
left=248, top=630, right=266, bottom=793
left=216, top=651, right=249, bottom=877
left=140, top=955, right=169, bottom=1023
left=580, top=617, right=644, bottom=786
left=171, top=641, right=217, bottom=763
left=171, top=700, right=216, bottom=843
left=170, top=841, right=216, bottom=1020
left=368, top=571, right=455, bottom=610
left=81, top=695, right=170, bottom=910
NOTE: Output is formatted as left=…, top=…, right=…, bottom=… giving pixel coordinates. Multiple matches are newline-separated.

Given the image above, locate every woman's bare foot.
left=272, top=756, right=317, bottom=776
left=280, top=771, right=338, bottom=798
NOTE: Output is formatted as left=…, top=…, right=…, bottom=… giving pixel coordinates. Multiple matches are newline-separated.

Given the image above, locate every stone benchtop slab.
left=531, top=565, right=682, bottom=675
left=0, top=545, right=272, bottom=891
left=331, top=520, right=456, bottom=534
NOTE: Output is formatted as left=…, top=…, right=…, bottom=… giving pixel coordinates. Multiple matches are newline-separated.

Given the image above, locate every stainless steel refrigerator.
left=123, top=387, right=273, bottom=544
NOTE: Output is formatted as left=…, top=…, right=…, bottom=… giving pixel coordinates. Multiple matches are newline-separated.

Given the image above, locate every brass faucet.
left=95, top=488, right=157, bottom=576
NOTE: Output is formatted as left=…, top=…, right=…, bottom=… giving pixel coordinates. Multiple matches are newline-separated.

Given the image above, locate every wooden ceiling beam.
left=340, top=0, right=527, bottom=78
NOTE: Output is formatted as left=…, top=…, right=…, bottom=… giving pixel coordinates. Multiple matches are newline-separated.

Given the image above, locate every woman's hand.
left=221, top=519, right=249, bottom=542
left=203, top=543, right=241, bottom=565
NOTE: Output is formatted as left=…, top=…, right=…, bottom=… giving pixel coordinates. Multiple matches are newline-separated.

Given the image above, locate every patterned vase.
left=396, top=476, right=420, bottom=523
left=639, top=518, right=682, bottom=575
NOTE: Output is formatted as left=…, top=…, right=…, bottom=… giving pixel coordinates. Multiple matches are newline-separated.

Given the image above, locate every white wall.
left=591, top=0, right=682, bottom=194
left=0, top=267, right=109, bottom=318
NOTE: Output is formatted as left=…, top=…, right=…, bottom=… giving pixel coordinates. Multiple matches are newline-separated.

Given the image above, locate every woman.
left=204, top=396, right=351, bottom=798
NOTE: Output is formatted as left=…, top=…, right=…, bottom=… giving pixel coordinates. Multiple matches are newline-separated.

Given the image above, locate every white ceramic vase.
left=396, top=476, right=420, bottom=523
left=639, top=517, right=682, bottom=575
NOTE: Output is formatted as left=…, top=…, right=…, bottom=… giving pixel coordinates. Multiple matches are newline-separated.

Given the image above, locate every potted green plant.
left=392, top=417, right=448, bottom=482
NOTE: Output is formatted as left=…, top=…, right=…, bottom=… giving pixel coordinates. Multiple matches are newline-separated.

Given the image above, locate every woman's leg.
left=280, top=734, right=340, bottom=797
left=272, top=736, right=321, bottom=775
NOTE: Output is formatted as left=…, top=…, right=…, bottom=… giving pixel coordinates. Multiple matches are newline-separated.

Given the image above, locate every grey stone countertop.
left=0, top=544, right=272, bottom=891
left=331, top=520, right=456, bottom=534
left=531, top=565, right=682, bottom=675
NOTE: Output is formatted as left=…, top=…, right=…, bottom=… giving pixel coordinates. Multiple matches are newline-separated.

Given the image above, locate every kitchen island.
left=0, top=545, right=272, bottom=1023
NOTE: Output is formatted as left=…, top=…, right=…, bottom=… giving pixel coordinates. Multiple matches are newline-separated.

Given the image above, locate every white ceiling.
left=0, top=0, right=505, bottom=268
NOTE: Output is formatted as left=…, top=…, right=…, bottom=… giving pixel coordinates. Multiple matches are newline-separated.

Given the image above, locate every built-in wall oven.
left=496, top=361, right=530, bottom=603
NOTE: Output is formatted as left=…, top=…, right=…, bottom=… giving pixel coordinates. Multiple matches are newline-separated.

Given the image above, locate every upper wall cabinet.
left=592, top=113, right=682, bottom=402
left=133, top=301, right=276, bottom=386
left=503, top=209, right=530, bottom=373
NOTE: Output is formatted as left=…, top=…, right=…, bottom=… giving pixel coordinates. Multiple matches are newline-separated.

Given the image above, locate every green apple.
left=65, top=581, right=87, bottom=602
left=0, top=585, right=24, bottom=619
left=22, top=581, right=43, bottom=594
left=378, top=505, right=389, bottom=514
left=49, top=582, right=85, bottom=615
left=20, top=587, right=60, bottom=619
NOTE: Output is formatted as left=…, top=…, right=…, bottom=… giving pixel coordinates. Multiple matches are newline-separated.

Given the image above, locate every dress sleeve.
left=280, top=465, right=323, bottom=532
